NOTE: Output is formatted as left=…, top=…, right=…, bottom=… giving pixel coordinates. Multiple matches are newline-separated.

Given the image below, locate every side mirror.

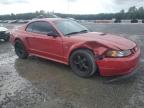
left=47, top=32, right=58, bottom=37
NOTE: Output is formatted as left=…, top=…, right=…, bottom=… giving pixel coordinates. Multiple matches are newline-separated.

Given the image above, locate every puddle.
left=0, top=24, right=144, bottom=108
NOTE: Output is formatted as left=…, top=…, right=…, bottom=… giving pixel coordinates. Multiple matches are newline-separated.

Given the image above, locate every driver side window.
left=26, top=21, right=58, bottom=35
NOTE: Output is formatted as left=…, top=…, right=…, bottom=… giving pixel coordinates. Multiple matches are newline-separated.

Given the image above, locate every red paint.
left=10, top=18, right=140, bottom=76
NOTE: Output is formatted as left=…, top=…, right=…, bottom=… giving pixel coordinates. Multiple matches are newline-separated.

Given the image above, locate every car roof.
left=29, top=18, right=65, bottom=23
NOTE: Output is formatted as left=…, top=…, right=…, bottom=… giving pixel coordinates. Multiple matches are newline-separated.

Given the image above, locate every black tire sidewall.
left=15, top=40, right=28, bottom=59
left=70, top=50, right=97, bottom=78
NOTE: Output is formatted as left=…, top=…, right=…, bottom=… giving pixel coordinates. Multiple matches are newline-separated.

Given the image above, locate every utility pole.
left=67, top=0, right=70, bottom=14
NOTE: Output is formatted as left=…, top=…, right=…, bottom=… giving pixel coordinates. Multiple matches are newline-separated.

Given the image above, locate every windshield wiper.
left=79, top=30, right=88, bottom=33
left=65, top=30, right=88, bottom=36
left=65, top=31, right=80, bottom=36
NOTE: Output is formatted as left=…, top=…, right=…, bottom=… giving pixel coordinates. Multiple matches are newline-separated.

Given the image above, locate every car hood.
left=70, top=32, right=136, bottom=50
left=0, top=27, right=8, bottom=32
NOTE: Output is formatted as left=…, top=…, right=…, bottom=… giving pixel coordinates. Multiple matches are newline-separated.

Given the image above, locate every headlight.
left=106, top=50, right=131, bottom=57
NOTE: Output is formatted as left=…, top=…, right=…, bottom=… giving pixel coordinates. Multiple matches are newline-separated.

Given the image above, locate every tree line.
left=0, top=6, right=144, bottom=20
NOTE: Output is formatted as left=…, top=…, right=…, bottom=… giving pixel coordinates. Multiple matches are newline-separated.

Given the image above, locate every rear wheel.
left=70, top=49, right=97, bottom=78
left=15, top=40, right=28, bottom=59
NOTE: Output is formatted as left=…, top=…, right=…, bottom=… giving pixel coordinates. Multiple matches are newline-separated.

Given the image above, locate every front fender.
left=66, top=41, right=108, bottom=62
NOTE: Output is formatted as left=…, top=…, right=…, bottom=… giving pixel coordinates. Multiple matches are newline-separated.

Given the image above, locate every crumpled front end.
left=96, top=47, right=140, bottom=76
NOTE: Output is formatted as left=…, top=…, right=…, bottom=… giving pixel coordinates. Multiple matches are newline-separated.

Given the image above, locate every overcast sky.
left=0, top=0, right=144, bottom=15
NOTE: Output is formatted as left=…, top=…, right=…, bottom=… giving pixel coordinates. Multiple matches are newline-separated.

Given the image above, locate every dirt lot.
left=0, top=23, right=144, bottom=108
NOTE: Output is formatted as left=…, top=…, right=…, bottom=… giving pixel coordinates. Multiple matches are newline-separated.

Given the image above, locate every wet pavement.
left=0, top=23, right=144, bottom=108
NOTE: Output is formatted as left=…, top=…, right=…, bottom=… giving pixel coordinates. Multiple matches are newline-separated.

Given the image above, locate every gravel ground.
left=0, top=23, right=144, bottom=108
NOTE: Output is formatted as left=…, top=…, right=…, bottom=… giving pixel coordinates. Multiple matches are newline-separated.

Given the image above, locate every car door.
left=25, top=21, right=64, bottom=61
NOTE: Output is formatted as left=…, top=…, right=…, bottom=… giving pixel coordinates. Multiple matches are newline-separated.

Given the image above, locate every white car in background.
left=0, top=26, right=10, bottom=41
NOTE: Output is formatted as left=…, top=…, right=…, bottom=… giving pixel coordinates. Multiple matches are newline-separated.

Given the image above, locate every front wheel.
left=15, top=40, right=28, bottom=59
left=70, top=49, right=97, bottom=78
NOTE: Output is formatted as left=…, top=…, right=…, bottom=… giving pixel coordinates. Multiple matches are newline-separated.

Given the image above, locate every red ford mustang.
left=10, top=18, right=140, bottom=78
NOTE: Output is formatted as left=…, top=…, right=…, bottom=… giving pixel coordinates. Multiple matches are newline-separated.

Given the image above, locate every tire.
left=70, top=49, right=97, bottom=78
left=15, top=40, right=28, bottom=59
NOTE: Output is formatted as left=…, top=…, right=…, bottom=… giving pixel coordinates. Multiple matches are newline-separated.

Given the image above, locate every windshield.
left=55, top=20, right=89, bottom=36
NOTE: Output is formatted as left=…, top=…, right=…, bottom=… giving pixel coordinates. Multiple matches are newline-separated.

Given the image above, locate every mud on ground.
left=0, top=23, right=144, bottom=108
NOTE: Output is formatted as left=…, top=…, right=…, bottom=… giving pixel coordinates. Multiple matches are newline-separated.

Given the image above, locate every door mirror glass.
left=47, top=32, right=58, bottom=37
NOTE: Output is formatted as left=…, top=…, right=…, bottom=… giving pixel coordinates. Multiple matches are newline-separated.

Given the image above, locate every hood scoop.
left=100, top=33, right=107, bottom=36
